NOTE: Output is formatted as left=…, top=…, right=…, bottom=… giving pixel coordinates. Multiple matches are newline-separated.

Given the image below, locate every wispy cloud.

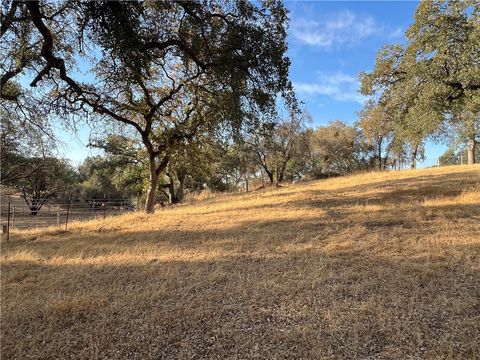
left=388, top=27, right=404, bottom=39
left=291, top=10, right=400, bottom=49
left=294, top=71, right=366, bottom=104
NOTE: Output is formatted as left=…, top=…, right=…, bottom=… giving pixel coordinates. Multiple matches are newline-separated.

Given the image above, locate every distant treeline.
left=1, top=111, right=474, bottom=211
left=1, top=1, right=478, bottom=213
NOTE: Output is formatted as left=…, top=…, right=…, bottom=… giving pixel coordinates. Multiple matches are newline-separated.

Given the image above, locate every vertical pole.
left=65, top=200, right=71, bottom=231
left=11, top=206, right=15, bottom=229
left=6, top=201, right=11, bottom=242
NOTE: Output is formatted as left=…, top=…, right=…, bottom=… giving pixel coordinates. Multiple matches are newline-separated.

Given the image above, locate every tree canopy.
left=359, top=0, right=480, bottom=165
left=1, top=0, right=296, bottom=212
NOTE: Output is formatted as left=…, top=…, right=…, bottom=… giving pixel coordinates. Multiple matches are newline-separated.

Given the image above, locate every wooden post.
left=6, top=201, right=11, bottom=242
left=65, top=201, right=71, bottom=231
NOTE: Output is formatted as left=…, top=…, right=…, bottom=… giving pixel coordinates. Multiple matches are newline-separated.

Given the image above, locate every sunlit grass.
left=1, top=165, right=479, bottom=359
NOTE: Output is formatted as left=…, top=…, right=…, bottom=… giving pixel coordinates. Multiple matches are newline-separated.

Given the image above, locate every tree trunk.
left=145, top=166, right=159, bottom=214
left=467, top=137, right=476, bottom=164
left=278, top=162, right=287, bottom=184
left=24, top=197, right=44, bottom=216
left=144, top=154, right=169, bottom=213
left=176, top=173, right=185, bottom=203
left=378, top=147, right=383, bottom=170
left=29, top=201, right=42, bottom=216
left=410, top=145, right=418, bottom=170
left=265, top=169, right=274, bottom=185
left=166, top=173, right=176, bottom=204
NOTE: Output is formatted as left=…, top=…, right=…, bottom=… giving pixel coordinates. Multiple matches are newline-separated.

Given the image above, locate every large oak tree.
left=1, top=0, right=295, bottom=212
left=360, top=0, right=479, bottom=164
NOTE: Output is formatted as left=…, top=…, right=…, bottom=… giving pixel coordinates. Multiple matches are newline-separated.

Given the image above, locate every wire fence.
left=0, top=199, right=135, bottom=239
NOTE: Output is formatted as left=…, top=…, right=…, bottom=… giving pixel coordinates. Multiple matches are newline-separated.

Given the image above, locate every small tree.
left=306, top=120, right=373, bottom=178
left=357, top=101, right=394, bottom=170
left=246, top=110, right=309, bottom=186
left=14, top=157, right=78, bottom=215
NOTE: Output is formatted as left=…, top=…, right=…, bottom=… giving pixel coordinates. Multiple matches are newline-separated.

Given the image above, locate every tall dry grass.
left=1, top=165, right=479, bottom=359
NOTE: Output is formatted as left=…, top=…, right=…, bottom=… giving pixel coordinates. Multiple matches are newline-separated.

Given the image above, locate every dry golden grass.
left=1, top=165, right=480, bottom=359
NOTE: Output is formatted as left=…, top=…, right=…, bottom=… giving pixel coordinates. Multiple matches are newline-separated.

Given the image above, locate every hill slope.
left=2, top=165, right=480, bottom=359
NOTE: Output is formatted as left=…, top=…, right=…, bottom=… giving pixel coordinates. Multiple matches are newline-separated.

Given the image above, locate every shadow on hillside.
left=2, top=169, right=480, bottom=358
left=186, top=171, right=480, bottom=216
left=2, top=199, right=479, bottom=262
left=2, top=239, right=479, bottom=359
left=292, top=171, right=480, bottom=210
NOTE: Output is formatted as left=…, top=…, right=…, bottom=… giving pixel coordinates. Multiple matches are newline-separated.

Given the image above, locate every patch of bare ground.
left=1, top=165, right=480, bottom=359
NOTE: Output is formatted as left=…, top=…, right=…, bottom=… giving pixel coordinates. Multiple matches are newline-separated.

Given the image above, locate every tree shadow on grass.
left=2, top=169, right=479, bottom=358
left=1, top=240, right=479, bottom=359
left=292, top=171, right=480, bottom=211
left=2, top=199, right=480, bottom=261
left=175, top=170, right=480, bottom=216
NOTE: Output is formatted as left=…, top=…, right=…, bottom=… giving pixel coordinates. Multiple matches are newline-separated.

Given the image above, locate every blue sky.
left=58, top=1, right=445, bottom=167
left=285, top=1, right=445, bottom=167
left=287, top=1, right=414, bottom=122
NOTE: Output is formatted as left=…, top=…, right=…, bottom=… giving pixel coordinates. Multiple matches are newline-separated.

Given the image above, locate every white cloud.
left=388, top=27, right=404, bottom=39
left=291, top=11, right=392, bottom=49
left=294, top=71, right=366, bottom=104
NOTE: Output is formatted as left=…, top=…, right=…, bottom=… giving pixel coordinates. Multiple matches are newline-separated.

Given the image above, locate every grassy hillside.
left=1, top=165, right=480, bottom=359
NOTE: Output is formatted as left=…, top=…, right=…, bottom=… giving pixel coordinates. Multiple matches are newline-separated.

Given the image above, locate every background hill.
left=2, top=165, right=480, bottom=359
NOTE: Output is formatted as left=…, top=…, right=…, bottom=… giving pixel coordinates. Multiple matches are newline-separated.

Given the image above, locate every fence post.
left=65, top=201, right=71, bottom=231
left=6, top=201, right=11, bottom=242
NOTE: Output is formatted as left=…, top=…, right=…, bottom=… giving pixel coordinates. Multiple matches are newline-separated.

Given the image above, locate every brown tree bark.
left=176, top=173, right=185, bottom=203
left=144, top=155, right=169, bottom=214
left=265, top=169, right=274, bottom=185
left=410, top=145, right=418, bottom=170
left=145, top=170, right=159, bottom=214
left=467, top=137, right=476, bottom=164
left=378, top=148, right=383, bottom=170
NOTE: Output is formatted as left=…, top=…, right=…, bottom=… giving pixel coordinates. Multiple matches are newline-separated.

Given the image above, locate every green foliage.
left=3, top=156, right=80, bottom=214
left=1, top=0, right=296, bottom=212
left=80, top=134, right=149, bottom=200
left=244, top=110, right=309, bottom=185
left=439, top=146, right=480, bottom=165
left=357, top=101, right=394, bottom=170
left=359, top=0, right=480, bottom=165
left=305, top=121, right=374, bottom=178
